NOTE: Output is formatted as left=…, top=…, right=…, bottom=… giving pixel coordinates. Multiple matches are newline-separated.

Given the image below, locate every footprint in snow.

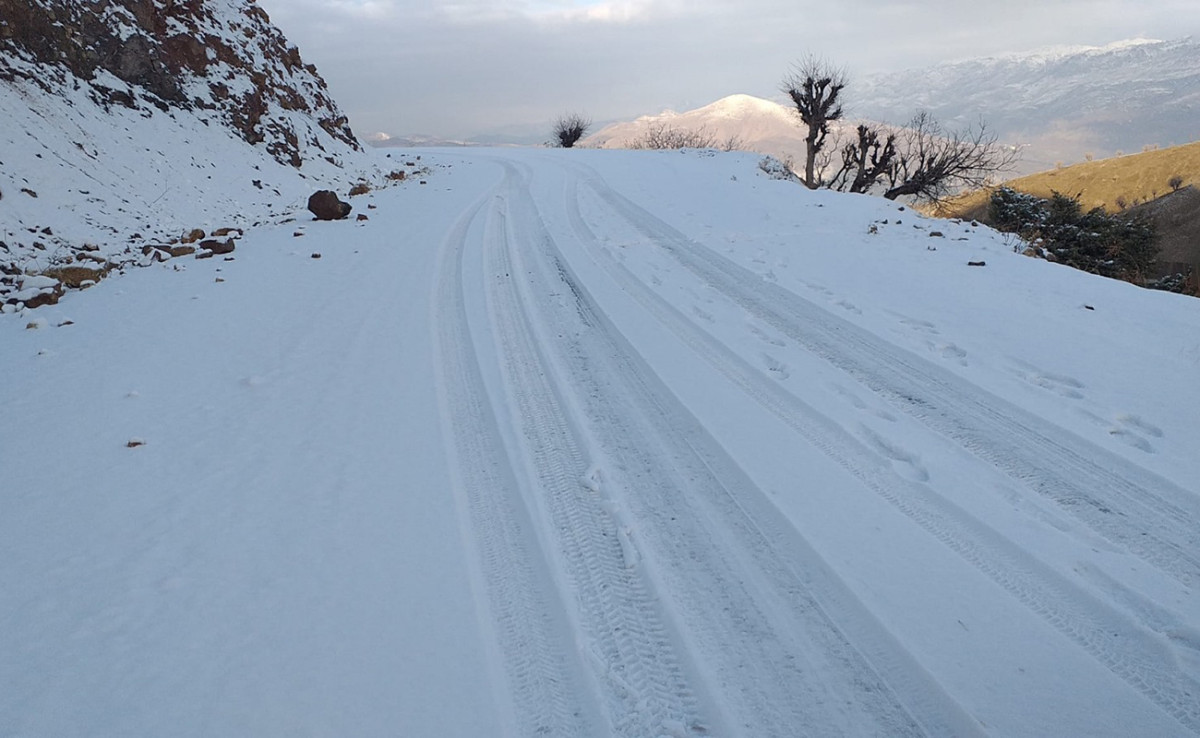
left=938, top=342, right=968, bottom=366
left=898, top=316, right=940, bottom=335
left=762, top=354, right=791, bottom=380
left=835, top=299, right=862, bottom=315
left=1010, top=361, right=1085, bottom=399
left=748, top=322, right=786, bottom=347
left=860, top=425, right=930, bottom=482
left=1107, top=414, right=1162, bottom=453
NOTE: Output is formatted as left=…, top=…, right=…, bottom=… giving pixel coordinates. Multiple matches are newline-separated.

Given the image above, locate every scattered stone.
left=126, top=438, right=146, bottom=448
left=26, top=318, right=46, bottom=329
left=195, top=250, right=214, bottom=260
left=929, top=231, right=944, bottom=238
left=200, top=238, right=235, bottom=255
left=367, top=203, right=377, bottom=209
left=167, top=245, right=196, bottom=257
left=968, top=260, right=987, bottom=267
left=21, top=188, right=38, bottom=198
left=215, top=277, right=225, bottom=283
left=212, top=227, right=242, bottom=237
left=44, top=265, right=106, bottom=288
left=293, top=231, right=304, bottom=237
left=1084, top=304, right=1095, bottom=310
left=356, top=214, right=368, bottom=222
left=181, top=228, right=206, bottom=244
left=307, top=189, right=352, bottom=220
left=419, top=180, right=427, bottom=185
left=58, top=319, right=74, bottom=327
left=348, top=182, right=371, bottom=196
left=310, top=252, right=321, bottom=259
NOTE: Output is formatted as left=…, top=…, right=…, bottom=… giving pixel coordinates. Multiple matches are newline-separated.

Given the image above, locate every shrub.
left=626, top=123, right=740, bottom=151
left=989, top=187, right=1158, bottom=284
left=552, top=113, right=590, bottom=148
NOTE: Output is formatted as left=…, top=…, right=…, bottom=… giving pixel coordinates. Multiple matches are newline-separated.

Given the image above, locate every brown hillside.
left=934, top=140, right=1200, bottom=220
left=1126, top=185, right=1200, bottom=279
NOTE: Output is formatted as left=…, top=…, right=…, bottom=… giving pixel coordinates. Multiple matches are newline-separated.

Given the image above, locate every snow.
left=2, top=147, right=1199, bottom=737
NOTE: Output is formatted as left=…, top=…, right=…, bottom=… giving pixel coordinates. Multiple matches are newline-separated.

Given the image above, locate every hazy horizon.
left=255, top=1, right=1198, bottom=141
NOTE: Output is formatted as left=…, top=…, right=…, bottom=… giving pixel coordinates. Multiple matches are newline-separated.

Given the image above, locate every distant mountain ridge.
left=855, top=37, right=1200, bottom=171
left=581, top=39, right=1199, bottom=177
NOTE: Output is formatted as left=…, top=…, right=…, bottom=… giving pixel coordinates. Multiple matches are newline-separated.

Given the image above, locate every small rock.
left=200, top=238, right=235, bottom=255
left=26, top=319, right=46, bottom=330
left=181, top=228, right=206, bottom=244
left=215, top=277, right=225, bottom=283
left=311, top=252, right=322, bottom=259
left=293, top=231, right=304, bottom=237
left=356, top=214, right=369, bottom=222
left=307, top=190, right=352, bottom=220
left=126, top=438, right=146, bottom=448
left=929, top=231, right=944, bottom=238
left=967, top=260, right=987, bottom=267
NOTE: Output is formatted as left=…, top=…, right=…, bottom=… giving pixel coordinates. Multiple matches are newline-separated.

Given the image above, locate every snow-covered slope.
left=857, top=38, right=1200, bottom=171
left=1, top=0, right=378, bottom=309
left=3, top=147, right=1198, bottom=737
left=584, top=93, right=834, bottom=166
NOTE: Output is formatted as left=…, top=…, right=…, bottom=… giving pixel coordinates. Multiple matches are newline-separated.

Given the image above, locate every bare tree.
left=781, top=57, right=847, bottom=189
left=828, top=124, right=896, bottom=194
left=881, top=112, right=1018, bottom=202
left=553, top=113, right=591, bottom=148
left=626, top=123, right=740, bottom=151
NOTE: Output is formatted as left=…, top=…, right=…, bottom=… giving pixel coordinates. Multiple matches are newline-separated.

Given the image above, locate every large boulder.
left=307, top=190, right=352, bottom=221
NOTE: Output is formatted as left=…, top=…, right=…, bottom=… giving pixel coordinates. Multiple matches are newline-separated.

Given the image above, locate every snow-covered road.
left=3, top=149, right=1198, bottom=737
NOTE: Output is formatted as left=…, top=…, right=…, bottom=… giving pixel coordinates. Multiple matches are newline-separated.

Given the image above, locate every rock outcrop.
left=1, top=0, right=379, bottom=310
left=0, top=0, right=360, bottom=168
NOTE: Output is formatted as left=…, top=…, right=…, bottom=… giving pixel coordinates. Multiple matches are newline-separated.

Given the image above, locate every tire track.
left=432, top=189, right=594, bottom=737
left=480, top=170, right=706, bottom=737
left=578, top=168, right=1200, bottom=589
left=495, top=161, right=976, bottom=736
left=562, top=169, right=1200, bottom=734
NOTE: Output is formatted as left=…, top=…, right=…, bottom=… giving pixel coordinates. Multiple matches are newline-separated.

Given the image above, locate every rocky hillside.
left=1, top=0, right=379, bottom=310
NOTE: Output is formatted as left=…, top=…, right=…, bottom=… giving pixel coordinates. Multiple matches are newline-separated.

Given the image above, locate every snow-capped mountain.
left=1, top=0, right=377, bottom=307
left=856, top=38, right=1200, bottom=171
left=584, top=93, right=824, bottom=166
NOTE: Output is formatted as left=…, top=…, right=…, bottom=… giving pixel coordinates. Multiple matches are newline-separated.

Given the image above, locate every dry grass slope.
left=935, top=140, right=1200, bottom=220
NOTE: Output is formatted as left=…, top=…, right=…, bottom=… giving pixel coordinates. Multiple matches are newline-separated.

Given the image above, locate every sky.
left=255, top=0, right=1199, bottom=141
